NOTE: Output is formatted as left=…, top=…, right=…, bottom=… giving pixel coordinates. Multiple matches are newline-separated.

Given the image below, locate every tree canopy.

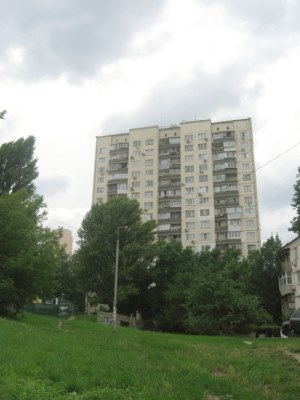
left=0, top=136, right=38, bottom=196
left=76, top=197, right=156, bottom=315
left=289, top=166, right=300, bottom=235
left=0, top=136, right=64, bottom=316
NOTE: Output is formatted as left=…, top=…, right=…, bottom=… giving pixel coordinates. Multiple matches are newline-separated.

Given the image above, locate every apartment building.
left=279, top=237, right=300, bottom=320
left=92, top=118, right=261, bottom=257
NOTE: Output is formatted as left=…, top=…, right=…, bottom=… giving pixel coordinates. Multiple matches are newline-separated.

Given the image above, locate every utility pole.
left=112, top=226, right=125, bottom=333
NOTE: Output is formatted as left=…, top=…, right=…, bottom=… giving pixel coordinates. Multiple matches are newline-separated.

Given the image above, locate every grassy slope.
left=0, top=314, right=299, bottom=400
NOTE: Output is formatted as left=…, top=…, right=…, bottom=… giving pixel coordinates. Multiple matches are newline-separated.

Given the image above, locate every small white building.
left=279, top=236, right=300, bottom=320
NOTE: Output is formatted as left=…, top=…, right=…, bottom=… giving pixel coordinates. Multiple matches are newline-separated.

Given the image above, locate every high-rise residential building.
left=58, top=228, right=73, bottom=255
left=92, top=118, right=260, bottom=257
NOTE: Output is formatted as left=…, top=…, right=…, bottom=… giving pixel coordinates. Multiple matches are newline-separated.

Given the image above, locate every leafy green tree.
left=0, top=190, right=62, bottom=316
left=0, top=136, right=38, bottom=196
left=289, top=166, right=300, bottom=235
left=76, top=197, right=156, bottom=316
left=246, top=235, right=282, bottom=323
left=143, top=240, right=196, bottom=331
left=184, top=249, right=271, bottom=335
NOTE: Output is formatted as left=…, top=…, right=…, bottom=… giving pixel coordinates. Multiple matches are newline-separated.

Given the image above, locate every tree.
left=0, top=190, right=62, bottom=316
left=289, top=166, right=300, bottom=235
left=184, top=249, right=272, bottom=335
left=0, top=136, right=38, bottom=196
left=76, top=197, right=156, bottom=316
left=246, top=235, right=282, bottom=323
left=143, top=240, right=196, bottom=331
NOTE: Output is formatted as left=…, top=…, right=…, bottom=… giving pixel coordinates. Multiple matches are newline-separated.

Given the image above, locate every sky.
left=1, top=0, right=300, bottom=250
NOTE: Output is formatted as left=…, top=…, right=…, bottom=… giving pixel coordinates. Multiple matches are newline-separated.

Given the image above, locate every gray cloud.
left=1, top=0, right=166, bottom=81
left=101, top=63, right=249, bottom=133
left=36, top=172, right=70, bottom=198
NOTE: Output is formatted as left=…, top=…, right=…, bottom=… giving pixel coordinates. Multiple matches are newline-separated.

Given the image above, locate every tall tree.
left=247, top=235, right=282, bottom=323
left=0, top=136, right=38, bottom=196
left=184, top=249, right=272, bottom=335
left=0, top=191, right=62, bottom=316
left=289, top=166, right=300, bottom=235
left=76, top=197, right=156, bottom=315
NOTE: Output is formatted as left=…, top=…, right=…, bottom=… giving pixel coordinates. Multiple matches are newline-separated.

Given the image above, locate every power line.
left=46, top=218, right=79, bottom=230
left=255, top=141, right=300, bottom=172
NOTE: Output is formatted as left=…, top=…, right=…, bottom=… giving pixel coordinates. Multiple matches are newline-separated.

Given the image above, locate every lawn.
left=0, top=313, right=299, bottom=400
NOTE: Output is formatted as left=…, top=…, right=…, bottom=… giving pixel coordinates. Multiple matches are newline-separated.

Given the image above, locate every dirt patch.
left=284, top=350, right=300, bottom=363
left=212, top=370, right=227, bottom=377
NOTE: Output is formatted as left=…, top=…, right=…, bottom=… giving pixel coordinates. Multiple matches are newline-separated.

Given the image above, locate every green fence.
left=24, top=302, right=72, bottom=317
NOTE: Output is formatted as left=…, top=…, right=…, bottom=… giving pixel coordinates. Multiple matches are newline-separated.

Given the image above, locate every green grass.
left=0, top=314, right=299, bottom=399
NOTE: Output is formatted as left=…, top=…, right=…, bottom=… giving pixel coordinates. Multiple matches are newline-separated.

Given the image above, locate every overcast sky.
left=1, top=0, right=300, bottom=250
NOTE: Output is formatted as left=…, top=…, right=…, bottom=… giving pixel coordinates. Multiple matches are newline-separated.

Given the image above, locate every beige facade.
left=92, top=118, right=261, bottom=257
left=279, top=237, right=300, bottom=320
left=59, top=228, right=73, bottom=255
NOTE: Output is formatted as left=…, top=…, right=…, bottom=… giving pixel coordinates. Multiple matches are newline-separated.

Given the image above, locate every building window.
left=132, top=171, right=140, bottom=178
left=242, top=163, right=250, bottom=170
left=132, top=160, right=140, bottom=168
left=145, top=191, right=153, bottom=198
left=185, top=165, right=194, bottom=173
left=96, top=198, right=103, bottom=204
left=145, top=149, right=153, bottom=155
left=199, top=164, right=208, bottom=173
left=98, top=177, right=104, bottom=183
left=185, top=187, right=194, bottom=195
left=186, top=222, right=195, bottom=229
left=184, top=144, right=193, bottom=151
left=144, top=213, right=153, bottom=221
left=224, top=141, right=235, bottom=148
left=198, top=143, right=207, bottom=150
left=244, top=196, right=253, bottom=205
left=145, top=159, right=153, bottom=166
left=146, top=139, right=154, bottom=146
left=145, top=170, right=153, bottom=176
left=186, top=198, right=195, bottom=206
left=186, top=210, right=195, bottom=218
left=247, top=244, right=256, bottom=253
left=200, top=197, right=209, bottom=205
left=186, top=233, right=195, bottom=241
left=132, top=181, right=140, bottom=188
left=199, top=154, right=208, bottom=160
left=199, top=186, right=208, bottom=193
left=200, top=233, right=210, bottom=240
left=185, top=155, right=194, bottom=162
left=133, top=140, right=141, bottom=148
left=98, top=157, right=105, bottom=164
left=228, top=231, right=241, bottom=238
left=98, top=167, right=105, bottom=175
left=145, top=180, right=153, bottom=187
left=184, top=134, right=193, bottom=141
left=131, top=192, right=140, bottom=199
left=97, top=187, right=104, bottom=193
left=144, top=202, right=153, bottom=209
left=244, top=185, right=252, bottom=192
left=199, top=175, right=208, bottom=182
left=200, top=221, right=210, bottom=229
left=240, top=132, right=248, bottom=139
left=99, top=147, right=106, bottom=154
left=230, top=219, right=240, bottom=226
left=185, top=176, right=194, bottom=184
left=198, top=132, right=207, bottom=140
left=243, top=174, right=251, bottom=181
left=246, top=219, right=255, bottom=228
left=279, top=271, right=292, bottom=287
left=246, top=232, right=255, bottom=240
left=200, top=209, right=210, bottom=216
